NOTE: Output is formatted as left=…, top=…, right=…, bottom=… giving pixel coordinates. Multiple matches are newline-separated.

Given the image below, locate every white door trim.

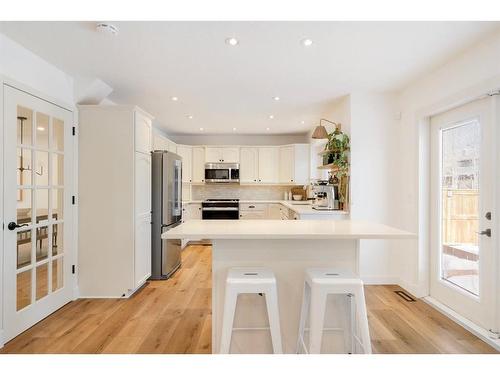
left=0, top=77, right=77, bottom=347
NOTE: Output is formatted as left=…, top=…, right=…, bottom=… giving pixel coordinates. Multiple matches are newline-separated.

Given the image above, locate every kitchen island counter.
left=162, top=220, right=415, bottom=354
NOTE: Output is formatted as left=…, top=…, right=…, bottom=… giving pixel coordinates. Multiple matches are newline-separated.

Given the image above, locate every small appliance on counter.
left=151, top=151, right=183, bottom=280
left=202, top=199, right=240, bottom=219
left=312, top=184, right=339, bottom=211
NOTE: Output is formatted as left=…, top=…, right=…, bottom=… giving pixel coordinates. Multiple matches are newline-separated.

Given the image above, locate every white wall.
left=349, top=92, right=401, bottom=282
left=168, top=133, right=309, bottom=145
left=0, top=33, right=74, bottom=106
left=394, top=29, right=500, bottom=296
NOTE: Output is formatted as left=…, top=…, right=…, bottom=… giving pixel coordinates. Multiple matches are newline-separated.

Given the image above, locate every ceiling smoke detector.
left=96, top=23, right=119, bottom=36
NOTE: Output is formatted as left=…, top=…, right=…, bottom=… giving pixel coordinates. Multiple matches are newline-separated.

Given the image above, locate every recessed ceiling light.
left=96, top=23, right=119, bottom=36
left=37, top=126, right=45, bottom=131
left=273, top=96, right=280, bottom=101
left=269, top=115, right=274, bottom=120
left=232, top=127, right=237, bottom=131
left=301, top=38, right=313, bottom=47
left=266, top=127, right=271, bottom=131
left=225, top=37, right=239, bottom=46
left=301, top=120, right=305, bottom=124
left=187, top=115, right=193, bottom=119
left=171, top=96, right=178, bottom=101
left=199, top=127, right=204, bottom=131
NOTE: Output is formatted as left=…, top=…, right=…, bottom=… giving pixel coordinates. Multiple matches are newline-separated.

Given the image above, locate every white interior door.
left=430, top=96, right=497, bottom=333
left=3, top=84, right=74, bottom=342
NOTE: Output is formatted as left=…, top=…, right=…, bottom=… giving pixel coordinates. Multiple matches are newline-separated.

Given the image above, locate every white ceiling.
left=1, top=21, right=499, bottom=135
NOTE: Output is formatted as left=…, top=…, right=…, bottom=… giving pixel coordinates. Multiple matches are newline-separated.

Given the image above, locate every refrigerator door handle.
left=173, top=159, right=182, bottom=217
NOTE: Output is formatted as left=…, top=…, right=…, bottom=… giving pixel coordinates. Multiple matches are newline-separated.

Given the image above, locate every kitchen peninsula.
left=163, top=219, right=415, bottom=353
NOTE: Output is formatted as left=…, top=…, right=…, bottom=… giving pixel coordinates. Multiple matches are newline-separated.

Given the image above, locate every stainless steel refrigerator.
left=151, top=150, right=182, bottom=279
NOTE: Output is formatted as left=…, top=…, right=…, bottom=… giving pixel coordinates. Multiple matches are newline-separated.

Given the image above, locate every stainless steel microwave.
left=204, top=163, right=240, bottom=183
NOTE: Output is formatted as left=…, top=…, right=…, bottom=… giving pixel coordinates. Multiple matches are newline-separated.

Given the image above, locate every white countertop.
left=162, top=219, right=415, bottom=240
left=183, top=200, right=349, bottom=216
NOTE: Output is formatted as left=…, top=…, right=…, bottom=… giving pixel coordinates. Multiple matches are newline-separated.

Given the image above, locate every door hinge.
left=72, top=126, right=77, bottom=136
left=72, top=196, right=76, bottom=205
left=72, top=265, right=76, bottom=274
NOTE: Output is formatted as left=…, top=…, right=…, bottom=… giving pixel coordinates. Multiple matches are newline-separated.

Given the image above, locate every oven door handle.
left=202, top=207, right=239, bottom=211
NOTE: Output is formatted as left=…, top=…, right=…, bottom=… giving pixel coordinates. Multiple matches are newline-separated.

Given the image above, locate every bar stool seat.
left=296, top=268, right=372, bottom=354
left=219, top=267, right=283, bottom=354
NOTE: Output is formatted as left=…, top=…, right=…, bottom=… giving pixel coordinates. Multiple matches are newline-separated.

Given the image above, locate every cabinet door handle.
left=248, top=205, right=255, bottom=208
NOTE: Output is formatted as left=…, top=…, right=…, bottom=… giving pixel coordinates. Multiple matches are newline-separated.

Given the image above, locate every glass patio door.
left=430, top=96, right=497, bottom=333
left=3, top=84, right=74, bottom=342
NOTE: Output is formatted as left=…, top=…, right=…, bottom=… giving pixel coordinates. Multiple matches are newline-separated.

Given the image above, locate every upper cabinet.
left=153, top=133, right=177, bottom=153
left=177, top=145, right=192, bottom=183
left=192, top=146, right=205, bottom=183
left=205, top=147, right=240, bottom=163
left=258, top=147, right=279, bottom=183
left=240, top=147, right=259, bottom=183
left=135, top=111, right=152, bottom=154
left=279, top=144, right=310, bottom=185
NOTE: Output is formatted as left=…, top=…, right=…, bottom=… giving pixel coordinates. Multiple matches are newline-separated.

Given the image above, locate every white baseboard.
left=424, top=296, right=500, bottom=351
left=397, top=280, right=427, bottom=298
left=361, top=276, right=400, bottom=285
left=0, top=329, right=4, bottom=349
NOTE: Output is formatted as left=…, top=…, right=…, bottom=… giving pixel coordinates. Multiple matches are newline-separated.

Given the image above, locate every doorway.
left=429, top=96, right=497, bottom=333
left=2, top=84, right=75, bottom=342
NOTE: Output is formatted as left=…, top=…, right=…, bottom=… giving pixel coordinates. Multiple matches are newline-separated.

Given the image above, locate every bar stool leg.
left=264, top=285, right=283, bottom=354
left=341, top=294, right=353, bottom=354
left=308, top=288, right=327, bottom=354
left=349, top=294, right=356, bottom=354
left=220, top=288, right=238, bottom=354
left=296, top=283, right=311, bottom=353
left=353, top=287, right=372, bottom=354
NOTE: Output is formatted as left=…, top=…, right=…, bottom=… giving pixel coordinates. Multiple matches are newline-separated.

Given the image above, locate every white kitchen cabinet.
left=205, top=147, right=240, bottom=163
left=240, top=147, right=259, bottom=183
left=135, top=111, right=152, bottom=154
left=177, top=145, right=192, bottom=183
left=268, top=204, right=282, bottom=219
left=192, top=147, right=205, bottom=183
left=78, top=105, right=153, bottom=297
left=153, top=133, right=168, bottom=151
left=279, top=144, right=310, bottom=185
left=182, top=203, right=202, bottom=221
left=239, top=202, right=268, bottom=220
left=258, top=147, right=279, bottom=183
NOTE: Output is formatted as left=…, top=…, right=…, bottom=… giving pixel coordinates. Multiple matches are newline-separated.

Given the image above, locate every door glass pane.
left=17, top=269, right=32, bottom=311
left=52, top=258, right=64, bottom=292
left=52, top=223, right=63, bottom=256
left=17, top=106, right=33, bottom=146
left=17, top=188, right=32, bottom=222
left=53, top=118, right=64, bottom=151
left=52, top=154, right=64, bottom=186
left=36, top=113, right=49, bottom=149
left=17, top=228, right=33, bottom=269
left=36, top=263, right=49, bottom=301
left=17, top=148, right=32, bottom=186
left=36, top=226, right=49, bottom=262
left=52, top=188, right=64, bottom=220
left=440, top=120, right=480, bottom=296
left=35, top=151, right=49, bottom=186
left=35, top=189, right=49, bottom=218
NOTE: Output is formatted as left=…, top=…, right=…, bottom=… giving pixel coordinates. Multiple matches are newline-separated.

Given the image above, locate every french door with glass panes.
left=430, top=96, right=497, bottom=333
left=3, top=84, right=74, bottom=342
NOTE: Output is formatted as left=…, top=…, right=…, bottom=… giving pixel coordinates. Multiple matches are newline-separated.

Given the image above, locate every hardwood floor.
left=1, top=244, right=497, bottom=354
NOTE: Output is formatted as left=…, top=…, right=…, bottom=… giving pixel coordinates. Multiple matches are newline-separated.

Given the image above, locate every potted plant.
left=324, top=128, right=350, bottom=209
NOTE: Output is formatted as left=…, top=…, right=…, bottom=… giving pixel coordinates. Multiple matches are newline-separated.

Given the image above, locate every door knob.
left=8, top=222, right=28, bottom=231
left=477, top=228, right=491, bottom=237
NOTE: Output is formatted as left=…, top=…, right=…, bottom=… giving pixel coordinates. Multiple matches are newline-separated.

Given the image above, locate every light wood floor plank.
left=1, top=244, right=497, bottom=354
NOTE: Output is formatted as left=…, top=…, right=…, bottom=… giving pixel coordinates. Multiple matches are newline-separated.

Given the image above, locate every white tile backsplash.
left=192, top=184, right=300, bottom=201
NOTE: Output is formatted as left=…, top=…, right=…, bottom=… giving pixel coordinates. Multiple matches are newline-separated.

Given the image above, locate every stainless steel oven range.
left=201, top=199, right=240, bottom=220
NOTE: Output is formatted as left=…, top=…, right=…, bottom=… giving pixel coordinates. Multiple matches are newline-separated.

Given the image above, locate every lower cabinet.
left=134, top=214, right=152, bottom=287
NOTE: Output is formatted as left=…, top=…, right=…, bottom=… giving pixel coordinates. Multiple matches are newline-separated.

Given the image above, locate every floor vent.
left=394, top=290, right=416, bottom=302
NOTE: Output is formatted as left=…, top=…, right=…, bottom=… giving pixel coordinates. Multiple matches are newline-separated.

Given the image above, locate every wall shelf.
left=317, top=163, right=340, bottom=171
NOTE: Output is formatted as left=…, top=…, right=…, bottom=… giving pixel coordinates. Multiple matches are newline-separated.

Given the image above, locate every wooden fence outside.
left=442, top=189, right=479, bottom=245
